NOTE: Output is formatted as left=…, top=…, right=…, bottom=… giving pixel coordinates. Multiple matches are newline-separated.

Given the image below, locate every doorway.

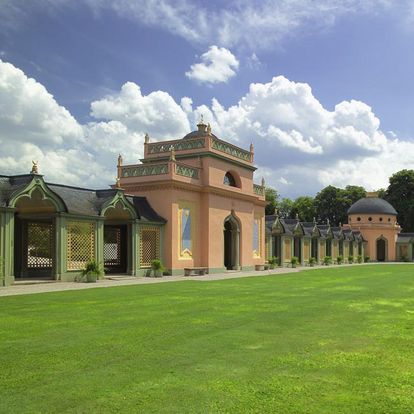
left=376, top=238, right=387, bottom=262
left=223, top=215, right=240, bottom=270
left=104, top=225, right=127, bottom=273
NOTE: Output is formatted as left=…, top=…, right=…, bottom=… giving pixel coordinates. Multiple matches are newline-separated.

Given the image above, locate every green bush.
left=348, top=255, right=354, bottom=264
left=268, top=256, right=279, bottom=269
left=336, top=256, right=343, bottom=265
left=323, top=256, right=332, bottom=266
left=76, top=260, right=104, bottom=283
left=357, top=255, right=363, bottom=263
left=401, top=255, right=410, bottom=262
left=150, top=259, right=164, bottom=277
left=364, top=256, right=370, bottom=263
left=309, top=257, right=316, bottom=266
left=291, top=256, right=299, bottom=267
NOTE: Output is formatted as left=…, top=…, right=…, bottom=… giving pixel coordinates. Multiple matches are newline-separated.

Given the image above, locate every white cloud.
left=0, top=0, right=401, bottom=51
left=1, top=59, right=414, bottom=198
left=90, top=81, right=190, bottom=139
left=185, top=46, right=239, bottom=84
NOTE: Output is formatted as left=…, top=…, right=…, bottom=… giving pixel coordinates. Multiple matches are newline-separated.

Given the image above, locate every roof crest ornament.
left=144, top=133, right=150, bottom=144
left=31, top=160, right=39, bottom=175
left=169, top=145, right=176, bottom=161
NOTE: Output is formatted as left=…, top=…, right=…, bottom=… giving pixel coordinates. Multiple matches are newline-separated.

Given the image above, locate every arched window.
left=224, top=172, right=237, bottom=187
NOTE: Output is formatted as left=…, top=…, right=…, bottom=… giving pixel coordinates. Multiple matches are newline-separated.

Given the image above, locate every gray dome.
left=347, top=197, right=397, bottom=216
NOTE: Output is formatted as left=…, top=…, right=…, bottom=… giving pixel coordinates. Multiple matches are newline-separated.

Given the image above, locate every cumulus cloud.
left=185, top=46, right=239, bottom=84
left=1, top=59, right=414, bottom=198
left=0, top=0, right=402, bottom=50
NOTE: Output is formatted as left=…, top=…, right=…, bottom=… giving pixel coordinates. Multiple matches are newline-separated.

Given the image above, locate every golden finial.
left=115, top=177, right=121, bottom=188
left=250, top=142, right=254, bottom=153
left=31, top=161, right=39, bottom=175
left=169, top=146, right=176, bottom=161
left=274, top=208, right=279, bottom=217
left=261, top=177, right=265, bottom=187
left=296, top=213, right=299, bottom=220
left=144, top=133, right=150, bottom=144
left=207, top=123, right=211, bottom=135
left=313, top=217, right=317, bottom=225
left=117, top=154, right=123, bottom=167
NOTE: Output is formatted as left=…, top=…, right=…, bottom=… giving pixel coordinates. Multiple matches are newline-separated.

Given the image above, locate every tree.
left=265, top=187, right=279, bottom=215
left=278, top=198, right=294, bottom=218
left=385, top=169, right=414, bottom=232
left=314, top=185, right=366, bottom=225
left=291, top=196, right=316, bottom=222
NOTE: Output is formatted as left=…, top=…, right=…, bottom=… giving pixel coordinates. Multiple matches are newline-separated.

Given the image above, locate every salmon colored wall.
left=348, top=213, right=400, bottom=261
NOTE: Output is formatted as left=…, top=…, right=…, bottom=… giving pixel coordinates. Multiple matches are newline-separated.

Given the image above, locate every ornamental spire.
left=30, top=161, right=39, bottom=175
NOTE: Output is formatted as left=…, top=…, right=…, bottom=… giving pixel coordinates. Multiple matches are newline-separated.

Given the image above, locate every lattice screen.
left=140, top=226, right=160, bottom=267
left=27, top=222, right=53, bottom=269
left=104, top=227, right=121, bottom=267
left=67, top=221, right=95, bottom=270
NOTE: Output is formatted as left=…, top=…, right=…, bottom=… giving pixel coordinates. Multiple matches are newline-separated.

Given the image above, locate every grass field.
left=1, top=265, right=414, bottom=413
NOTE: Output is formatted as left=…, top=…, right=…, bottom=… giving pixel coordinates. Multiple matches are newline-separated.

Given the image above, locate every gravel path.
left=1, top=262, right=411, bottom=297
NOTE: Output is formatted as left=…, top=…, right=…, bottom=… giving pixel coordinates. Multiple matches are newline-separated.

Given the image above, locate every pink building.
left=118, top=121, right=266, bottom=275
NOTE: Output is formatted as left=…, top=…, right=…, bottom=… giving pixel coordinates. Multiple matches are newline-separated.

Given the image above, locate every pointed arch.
left=100, top=192, right=137, bottom=220
left=223, top=210, right=241, bottom=270
left=9, top=177, right=66, bottom=213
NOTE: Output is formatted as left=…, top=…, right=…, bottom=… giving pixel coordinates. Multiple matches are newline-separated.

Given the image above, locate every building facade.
left=118, top=121, right=266, bottom=275
left=0, top=122, right=266, bottom=286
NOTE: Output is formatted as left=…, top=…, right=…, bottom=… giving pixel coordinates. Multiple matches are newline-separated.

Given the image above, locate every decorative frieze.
left=121, top=164, right=168, bottom=178
left=211, top=138, right=251, bottom=161
left=253, top=184, right=265, bottom=196
left=176, top=164, right=199, bottom=179
left=147, top=138, right=205, bottom=154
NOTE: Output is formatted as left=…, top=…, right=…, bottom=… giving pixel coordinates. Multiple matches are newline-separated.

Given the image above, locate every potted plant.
left=268, top=256, right=278, bottom=269
left=336, top=255, right=343, bottom=265
left=357, top=255, right=363, bottom=263
left=309, top=257, right=316, bottom=267
left=323, top=256, right=332, bottom=266
left=150, top=259, right=164, bottom=277
left=364, top=256, right=370, bottom=263
left=80, top=260, right=104, bottom=283
left=348, top=255, right=354, bottom=264
left=291, top=256, right=299, bottom=268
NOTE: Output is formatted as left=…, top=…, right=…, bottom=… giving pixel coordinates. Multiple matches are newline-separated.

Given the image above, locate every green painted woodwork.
left=211, top=138, right=251, bottom=161
left=147, top=137, right=206, bottom=154
left=9, top=176, right=66, bottom=212
left=175, top=164, right=199, bottom=179
left=121, top=164, right=169, bottom=178
left=253, top=184, right=265, bottom=196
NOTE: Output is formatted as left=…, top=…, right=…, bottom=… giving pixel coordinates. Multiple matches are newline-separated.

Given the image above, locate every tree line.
left=265, top=169, right=414, bottom=232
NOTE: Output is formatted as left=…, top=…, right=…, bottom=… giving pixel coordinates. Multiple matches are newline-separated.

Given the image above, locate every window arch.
left=224, top=172, right=237, bottom=187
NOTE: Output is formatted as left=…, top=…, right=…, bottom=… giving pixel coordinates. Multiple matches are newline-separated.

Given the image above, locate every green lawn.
left=1, top=265, right=414, bottom=413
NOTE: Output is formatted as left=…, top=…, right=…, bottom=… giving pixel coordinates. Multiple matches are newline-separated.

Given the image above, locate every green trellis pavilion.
left=0, top=167, right=165, bottom=286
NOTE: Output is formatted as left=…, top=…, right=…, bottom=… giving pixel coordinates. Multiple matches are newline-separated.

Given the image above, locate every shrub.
left=309, top=257, right=316, bottom=266
left=291, top=256, right=299, bottom=267
left=76, top=260, right=104, bottom=283
left=336, top=256, right=343, bottom=265
left=150, top=259, right=164, bottom=277
left=268, top=256, right=279, bottom=269
left=348, top=255, right=354, bottom=264
left=357, top=255, right=363, bottom=263
left=323, top=256, right=332, bottom=266
left=401, top=255, right=410, bottom=262
left=364, top=256, right=370, bottom=263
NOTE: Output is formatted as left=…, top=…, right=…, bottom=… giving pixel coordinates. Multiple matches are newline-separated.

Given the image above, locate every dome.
left=182, top=121, right=218, bottom=140
left=347, top=196, right=397, bottom=216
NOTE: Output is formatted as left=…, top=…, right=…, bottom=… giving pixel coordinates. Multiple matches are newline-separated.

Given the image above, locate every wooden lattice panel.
left=140, top=226, right=160, bottom=267
left=67, top=221, right=95, bottom=270
left=27, top=222, right=53, bottom=269
left=104, top=227, right=122, bottom=267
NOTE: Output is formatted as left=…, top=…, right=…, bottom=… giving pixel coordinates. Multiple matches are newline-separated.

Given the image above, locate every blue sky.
left=1, top=0, right=414, bottom=197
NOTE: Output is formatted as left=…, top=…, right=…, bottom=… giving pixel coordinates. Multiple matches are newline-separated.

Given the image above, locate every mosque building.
left=0, top=123, right=411, bottom=286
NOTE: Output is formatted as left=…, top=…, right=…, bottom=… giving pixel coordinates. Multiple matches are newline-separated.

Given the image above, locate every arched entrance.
left=376, top=238, right=387, bottom=262
left=103, top=199, right=135, bottom=274
left=223, top=214, right=240, bottom=270
left=13, top=188, right=59, bottom=279
left=294, top=236, right=302, bottom=262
